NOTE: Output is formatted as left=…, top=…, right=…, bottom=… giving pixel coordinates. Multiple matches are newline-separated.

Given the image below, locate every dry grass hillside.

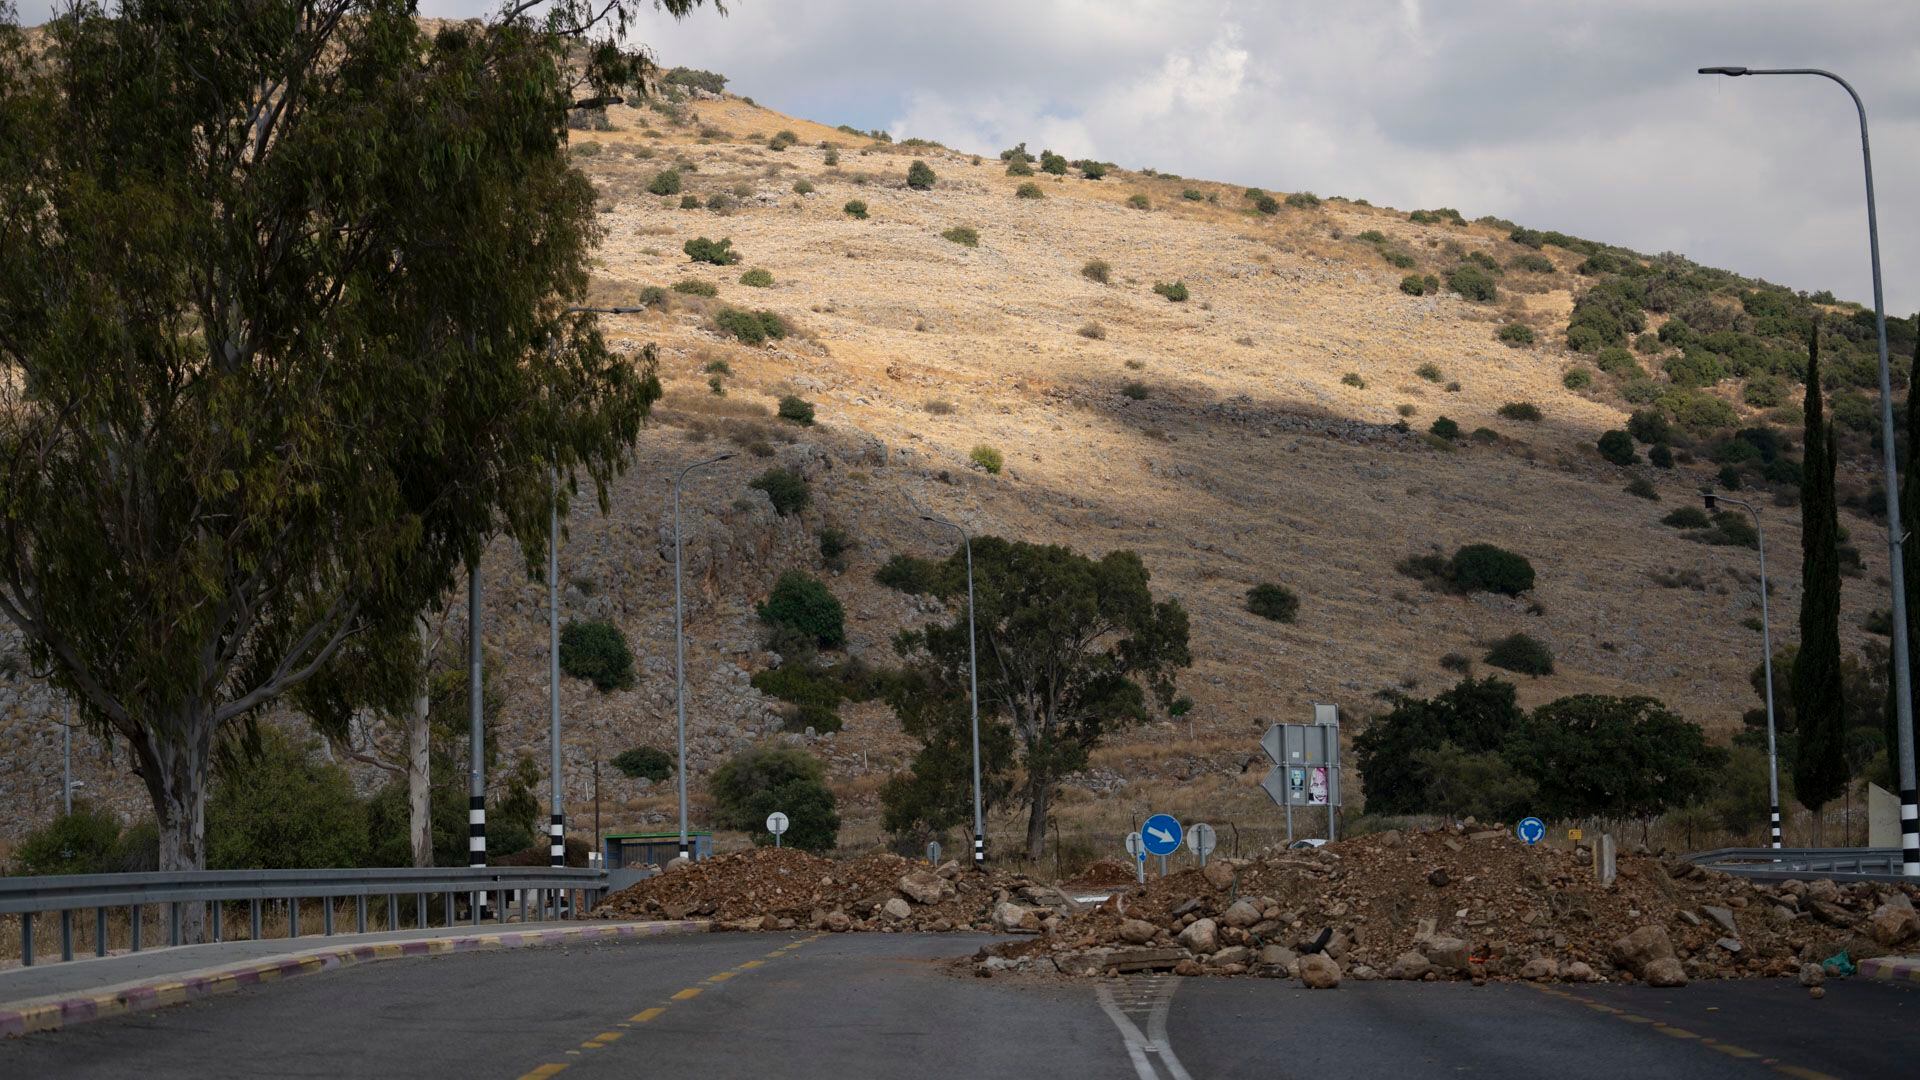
left=0, top=84, right=1894, bottom=854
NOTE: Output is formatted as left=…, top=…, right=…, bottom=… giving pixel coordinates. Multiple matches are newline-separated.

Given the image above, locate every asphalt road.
left=2, top=932, right=1916, bottom=1079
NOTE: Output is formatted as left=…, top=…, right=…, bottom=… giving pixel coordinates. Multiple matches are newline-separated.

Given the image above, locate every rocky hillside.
left=0, top=82, right=1900, bottom=850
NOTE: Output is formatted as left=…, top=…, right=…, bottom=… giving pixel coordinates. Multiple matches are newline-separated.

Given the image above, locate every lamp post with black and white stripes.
left=922, top=514, right=985, bottom=868
left=1703, top=491, right=1780, bottom=848
left=467, top=567, right=487, bottom=880
left=674, top=451, right=734, bottom=862
left=1697, top=65, right=1917, bottom=876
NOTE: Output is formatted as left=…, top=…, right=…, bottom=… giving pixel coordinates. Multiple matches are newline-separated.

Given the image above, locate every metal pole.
left=674, top=453, right=733, bottom=862
left=549, top=467, right=565, bottom=869
left=925, top=516, right=985, bottom=867
left=468, top=567, right=486, bottom=872
left=1697, top=65, right=1915, bottom=875
left=62, top=699, right=71, bottom=815
left=1717, top=497, right=1783, bottom=848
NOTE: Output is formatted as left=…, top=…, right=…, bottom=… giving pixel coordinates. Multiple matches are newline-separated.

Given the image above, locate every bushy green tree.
left=709, top=745, right=839, bottom=851
left=758, top=571, right=846, bottom=649
left=207, top=728, right=369, bottom=869
left=906, top=160, right=937, bottom=190
left=879, top=668, right=1017, bottom=839
left=1411, top=742, right=1537, bottom=822
left=0, top=0, right=692, bottom=883
left=1448, top=544, right=1535, bottom=595
left=11, top=803, right=127, bottom=876
left=1355, top=678, right=1525, bottom=815
left=560, top=619, right=636, bottom=691
left=1246, top=583, right=1300, bottom=622
left=1597, top=430, right=1638, bottom=465
left=749, top=468, right=810, bottom=516
left=1512, top=695, right=1726, bottom=818
left=1795, top=321, right=1848, bottom=821
left=881, top=537, right=1189, bottom=858
left=612, top=746, right=674, bottom=782
left=1484, top=633, right=1553, bottom=676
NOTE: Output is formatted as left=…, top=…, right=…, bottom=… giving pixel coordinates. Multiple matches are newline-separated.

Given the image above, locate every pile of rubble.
left=974, top=824, right=1920, bottom=987
left=595, top=847, right=1085, bottom=933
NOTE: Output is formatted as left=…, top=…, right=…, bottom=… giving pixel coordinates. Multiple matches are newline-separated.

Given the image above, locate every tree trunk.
left=143, top=719, right=213, bottom=942
left=408, top=685, right=432, bottom=867
left=1025, top=776, right=1050, bottom=862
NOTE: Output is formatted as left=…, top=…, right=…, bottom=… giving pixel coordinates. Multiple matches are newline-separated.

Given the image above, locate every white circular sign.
left=1188, top=822, right=1217, bottom=858
left=765, top=811, right=789, bottom=835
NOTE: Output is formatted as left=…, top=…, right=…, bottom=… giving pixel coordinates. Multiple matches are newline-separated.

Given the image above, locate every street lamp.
left=1697, top=65, right=1916, bottom=876
left=922, top=515, right=984, bottom=868
left=674, top=452, right=734, bottom=861
left=1704, top=491, right=1781, bottom=849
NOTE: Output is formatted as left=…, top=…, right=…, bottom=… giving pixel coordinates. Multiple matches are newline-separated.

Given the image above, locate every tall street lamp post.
left=923, top=515, right=985, bottom=867
left=1697, top=65, right=1916, bottom=875
left=1705, top=491, right=1781, bottom=848
left=674, top=452, right=733, bottom=861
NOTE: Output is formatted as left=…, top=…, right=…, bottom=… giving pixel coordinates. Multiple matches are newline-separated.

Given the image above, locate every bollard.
left=1595, top=834, right=1617, bottom=885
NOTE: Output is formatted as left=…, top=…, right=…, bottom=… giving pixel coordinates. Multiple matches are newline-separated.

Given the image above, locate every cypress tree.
left=1891, top=330, right=1920, bottom=778
left=1794, top=319, right=1848, bottom=826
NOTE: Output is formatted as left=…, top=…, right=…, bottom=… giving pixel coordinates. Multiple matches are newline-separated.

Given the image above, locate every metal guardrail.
left=1, top=866, right=607, bottom=967
left=1684, top=846, right=1908, bottom=883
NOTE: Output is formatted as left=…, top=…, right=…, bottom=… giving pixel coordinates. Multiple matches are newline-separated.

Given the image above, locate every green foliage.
left=875, top=553, right=940, bottom=594
left=612, top=747, right=674, bottom=782
left=685, top=236, right=742, bottom=265
left=1121, top=381, right=1150, bottom=400
left=648, top=169, right=683, bottom=195
left=1355, top=678, right=1526, bottom=815
left=1497, top=402, right=1542, bottom=422
left=1446, top=264, right=1498, bottom=302
left=673, top=278, right=718, bottom=296
left=1661, top=389, right=1738, bottom=434
left=1563, top=368, right=1593, bottom=390
left=1039, top=150, right=1069, bottom=175
left=1415, top=362, right=1443, bottom=383
left=1153, top=281, right=1189, bottom=302
left=1077, top=159, right=1110, bottom=180
left=679, top=194, right=701, bottom=209
left=713, top=308, right=788, bottom=346
left=1183, top=189, right=1207, bottom=201
left=1596, top=347, right=1643, bottom=378
left=1399, top=274, right=1430, bottom=296
left=739, top=268, right=774, bottom=287
left=777, top=395, right=815, bottom=425
left=906, top=159, right=937, bottom=190
left=1627, top=409, right=1671, bottom=445
left=1411, top=743, right=1538, bottom=822
left=1597, top=429, right=1638, bottom=466
left=560, top=619, right=635, bottom=691
left=1285, top=191, right=1321, bottom=209
left=1356, top=230, right=1387, bottom=243
left=0, top=2, right=678, bottom=870
left=1498, top=323, right=1535, bottom=347
left=941, top=225, right=980, bottom=247
left=709, top=746, right=839, bottom=851
left=818, top=526, right=850, bottom=567
left=1082, top=259, right=1112, bottom=283
left=1429, top=417, right=1461, bottom=441
left=1251, top=193, right=1280, bottom=214
left=1625, top=476, right=1659, bottom=501
left=1795, top=324, right=1847, bottom=812
left=1513, top=695, right=1726, bottom=818
left=1484, top=633, right=1553, bottom=676
left=11, top=803, right=130, bottom=875
left=663, top=66, right=728, bottom=94
left=749, top=468, right=810, bottom=516
left=1649, top=443, right=1675, bottom=469
left=208, top=728, right=369, bottom=869
left=970, top=444, right=1005, bottom=473
left=1509, top=252, right=1555, bottom=274
left=1246, top=583, right=1300, bottom=622
left=758, top=571, right=846, bottom=649
left=768, top=129, right=799, bottom=151
left=1341, top=372, right=1367, bottom=388
left=1409, top=207, right=1466, bottom=226
left=884, top=537, right=1191, bottom=857
left=1006, top=158, right=1034, bottom=177
left=1016, top=182, right=1045, bottom=199
left=1663, top=507, right=1712, bottom=529
left=843, top=199, right=869, bottom=219
left=1126, top=193, right=1151, bottom=210
left=791, top=179, right=814, bottom=195
left=1448, top=544, right=1535, bottom=595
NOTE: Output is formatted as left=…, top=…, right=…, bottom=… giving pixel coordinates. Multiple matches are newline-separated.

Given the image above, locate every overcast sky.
left=21, top=1, right=1920, bottom=312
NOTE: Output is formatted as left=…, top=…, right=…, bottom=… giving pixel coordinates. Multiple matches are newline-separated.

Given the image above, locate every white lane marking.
left=1095, top=978, right=1193, bottom=1080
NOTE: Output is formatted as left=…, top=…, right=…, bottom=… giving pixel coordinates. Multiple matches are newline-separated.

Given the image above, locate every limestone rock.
left=1118, top=919, right=1160, bottom=946
left=1422, top=935, right=1471, bottom=973
left=882, top=897, right=912, bottom=921
left=1388, top=952, right=1434, bottom=980
left=1177, top=917, right=1219, bottom=955
left=897, top=870, right=956, bottom=906
left=1643, top=957, right=1688, bottom=987
left=1610, top=925, right=1674, bottom=976
left=1222, top=899, right=1264, bottom=929
left=1299, top=953, right=1342, bottom=989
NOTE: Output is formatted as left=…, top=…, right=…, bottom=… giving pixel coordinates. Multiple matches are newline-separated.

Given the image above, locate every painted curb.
left=1858, top=955, right=1920, bottom=984
left=0, top=920, right=707, bottom=1038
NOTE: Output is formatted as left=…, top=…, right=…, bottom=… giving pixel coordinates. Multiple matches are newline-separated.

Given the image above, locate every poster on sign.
left=1307, top=767, right=1330, bottom=806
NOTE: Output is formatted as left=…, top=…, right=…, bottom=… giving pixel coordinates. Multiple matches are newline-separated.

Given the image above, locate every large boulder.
left=1258, top=944, right=1298, bottom=969
left=882, top=897, right=913, bottom=921
left=1422, top=935, right=1471, bottom=973
left=1118, top=919, right=1161, bottom=946
left=1299, top=953, right=1342, bottom=989
left=1610, top=925, right=1674, bottom=976
left=1867, top=903, right=1920, bottom=947
left=993, top=902, right=1039, bottom=933
left=1207, top=946, right=1253, bottom=968
left=824, top=910, right=852, bottom=932
left=1177, top=917, right=1219, bottom=955
left=1387, top=952, right=1434, bottom=980
left=1643, top=957, right=1688, bottom=987
left=1222, top=899, right=1264, bottom=929
left=1518, top=957, right=1560, bottom=981
left=897, top=870, right=956, bottom=906
left=1201, top=859, right=1238, bottom=891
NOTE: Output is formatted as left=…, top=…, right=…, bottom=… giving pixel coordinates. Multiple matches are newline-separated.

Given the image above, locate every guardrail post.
left=518, top=889, right=526, bottom=924
left=357, top=895, right=367, bottom=934
left=416, top=892, right=426, bottom=930
left=387, top=893, right=397, bottom=932
left=96, top=907, right=108, bottom=957
left=250, top=898, right=261, bottom=940
left=290, top=898, right=300, bottom=938
left=443, top=891, right=453, bottom=927
left=21, top=913, right=33, bottom=966
left=168, top=902, right=181, bottom=947
left=324, top=899, right=334, bottom=936
left=211, top=901, right=222, bottom=943
left=132, top=904, right=142, bottom=952
left=60, top=908, right=73, bottom=962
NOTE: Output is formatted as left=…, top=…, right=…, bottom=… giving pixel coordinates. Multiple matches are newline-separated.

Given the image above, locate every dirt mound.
left=973, top=825, right=1920, bottom=985
left=1064, top=860, right=1141, bottom=889
left=595, top=847, right=1084, bottom=933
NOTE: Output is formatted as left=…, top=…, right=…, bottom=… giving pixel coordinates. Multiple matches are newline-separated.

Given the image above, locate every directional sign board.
left=1140, top=814, right=1183, bottom=857
left=1516, top=816, right=1545, bottom=846
left=1188, top=822, right=1217, bottom=862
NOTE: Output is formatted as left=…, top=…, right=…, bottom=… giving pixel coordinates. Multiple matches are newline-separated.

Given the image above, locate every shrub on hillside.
left=1446, top=264, right=1498, bottom=302
left=11, top=803, right=129, bottom=875
left=759, top=570, right=847, bottom=649
left=1449, top=544, right=1535, bottom=595
left=777, top=395, right=815, bottom=425
left=1484, top=633, right=1554, bottom=676
left=713, top=307, right=787, bottom=346
left=1497, top=323, right=1535, bottom=347
left=750, top=468, right=810, bottom=516
left=673, top=278, right=718, bottom=297
left=1663, top=506, right=1712, bottom=529
left=1077, top=321, right=1106, bottom=340
left=1121, top=381, right=1150, bottom=400
left=208, top=728, right=370, bottom=870
left=1416, top=362, right=1443, bottom=383
left=1183, top=188, right=1206, bottom=201
left=941, top=225, right=979, bottom=247
left=1597, top=429, right=1637, bottom=465
left=1627, top=409, right=1671, bottom=444
left=1596, top=347, right=1643, bottom=379
left=1250, top=192, right=1280, bottom=215
left=791, top=179, right=815, bottom=195
left=1497, top=402, right=1541, bottom=422
left=843, top=199, right=869, bottom=220
left=1625, top=476, right=1660, bottom=501
left=970, top=445, right=1004, bottom=474
left=560, top=619, right=636, bottom=691
left=1509, top=252, right=1555, bottom=274
left=679, top=194, right=701, bottom=209
left=612, top=747, right=674, bottom=783
left=1381, top=249, right=1416, bottom=269
left=1399, top=274, right=1430, bottom=296
left=1016, top=182, right=1045, bottom=199
left=1039, top=150, right=1069, bottom=176
left=1006, top=157, right=1034, bottom=177
left=1649, top=444, right=1675, bottom=469
left=648, top=169, right=683, bottom=196
left=1082, top=259, right=1111, bottom=284
left=1153, top=281, right=1189, bottom=302
left=1285, top=191, right=1321, bottom=209
left=663, top=67, right=728, bottom=94
left=1246, top=582, right=1300, bottom=623
left=1429, top=417, right=1461, bottom=441
left=710, top=746, right=839, bottom=851
left=739, top=268, right=774, bottom=288
left=1563, top=368, right=1593, bottom=390
left=1077, top=160, right=1110, bottom=179
left=684, top=236, right=741, bottom=265
left=906, top=160, right=937, bottom=190
left=1341, top=372, right=1366, bottom=388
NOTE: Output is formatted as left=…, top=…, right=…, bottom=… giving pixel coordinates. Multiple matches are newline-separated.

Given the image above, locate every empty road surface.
left=2, top=932, right=1915, bottom=1079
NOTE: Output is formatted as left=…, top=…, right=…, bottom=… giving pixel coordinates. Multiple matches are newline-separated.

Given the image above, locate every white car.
left=1288, top=838, right=1327, bottom=850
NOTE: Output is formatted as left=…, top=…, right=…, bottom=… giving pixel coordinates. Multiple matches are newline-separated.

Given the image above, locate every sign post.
left=1516, top=816, right=1545, bottom=846
left=1124, top=831, right=1146, bottom=884
left=1140, top=813, right=1182, bottom=878
left=765, top=811, right=789, bottom=849
left=1188, top=822, right=1217, bottom=867
left=927, top=840, right=942, bottom=865
left=1260, top=707, right=1342, bottom=843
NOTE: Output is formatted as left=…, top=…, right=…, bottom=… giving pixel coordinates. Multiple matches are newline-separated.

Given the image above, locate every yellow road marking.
left=1653, top=1025, right=1699, bottom=1040
left=1773, top=1067, right=1841, bottom=1080
left=707, top=971, right=736, bottom=983
left=1619, top=1014, right=1655, bottom=1024
left=1706, top=1041, right=1761, bottom=1060
left=517, top=1065, right=569, bottom=1080
left=1583, top=1003, right=1622, bottom=1014
left=672, top=987, right=702, bottom=1001
left=765, top=949, right=787, bottom=958
left=631, top=1008, right=666, bottom=1023
left=737, top=960, right=764, bottom=970
left=581, top=1030, right=624, bottom=1049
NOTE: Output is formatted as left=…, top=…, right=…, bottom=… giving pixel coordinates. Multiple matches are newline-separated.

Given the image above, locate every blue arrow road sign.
left=1517, top=817, right=1545, bottom=845
left=1141, top=814, right=1184, bottom=857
